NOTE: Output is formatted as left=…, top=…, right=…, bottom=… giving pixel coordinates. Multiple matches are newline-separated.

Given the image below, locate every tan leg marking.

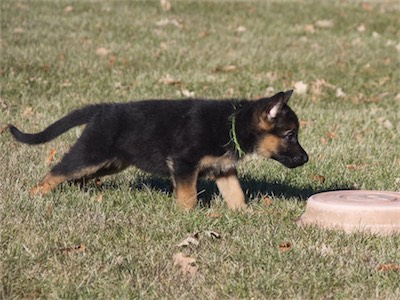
left=175, top=177, right=198, bottom=211
left=30, top=173, right=68, bottom=196
left=29, top=160, right=124, bottom=196
left=216, top=172, right=246, bottom=210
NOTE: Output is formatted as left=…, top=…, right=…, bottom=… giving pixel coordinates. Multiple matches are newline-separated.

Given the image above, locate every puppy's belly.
left=129, top=156, right=170, bottom=176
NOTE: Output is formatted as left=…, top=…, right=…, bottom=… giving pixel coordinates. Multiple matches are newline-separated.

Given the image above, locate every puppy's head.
left=253, top=90, right=308, bottom=168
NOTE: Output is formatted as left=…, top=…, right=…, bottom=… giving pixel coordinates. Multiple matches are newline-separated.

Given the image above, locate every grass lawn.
left=1, top=0, right=399, bottom=298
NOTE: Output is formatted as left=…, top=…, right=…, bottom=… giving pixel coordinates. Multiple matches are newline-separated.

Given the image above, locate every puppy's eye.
left=285, top=131, right=296, bottom=141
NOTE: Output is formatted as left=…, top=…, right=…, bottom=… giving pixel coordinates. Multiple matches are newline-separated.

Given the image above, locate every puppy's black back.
left=84, top=100, right=238, bottom=176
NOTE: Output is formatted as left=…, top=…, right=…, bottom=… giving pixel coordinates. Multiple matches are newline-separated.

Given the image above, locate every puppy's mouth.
left=273, top=154, right=309, bottom=169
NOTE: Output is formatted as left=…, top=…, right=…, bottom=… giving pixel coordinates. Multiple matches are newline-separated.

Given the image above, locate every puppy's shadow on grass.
left=240, top=177, right=354, bottom=201
left=129, top=176, right=354, bottom=207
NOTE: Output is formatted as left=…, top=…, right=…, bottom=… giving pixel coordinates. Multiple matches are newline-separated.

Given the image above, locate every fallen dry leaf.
left=198, top=31, right=210, bottom=38
left=97, top=193, right=103, bottom=202
left=223, top=65, right=237, bottom=72
left=207, top=212, right=223, bottom=218
left=59, top=244, right=86, bottom=256
left=160, top=42, right=168, bottom=50
left=265, top=86, right=275, bottom=97
left=173, top=252, right=198, bottom=277
left=377, top=264, right=400, bottom=272
left=336, top=87, right=346, bottom=98
left=346, top=164, right=358, bottom=171
left=378, top=76, right=391, bottom=86
left=22, top=106, right=34, bottom=117
left=225, top=87, right=235, bottom=97
left=46, top=204, right=53, bottom=219
left=315, top=19, right=334, bottom=29
left=351, top=93, right=381, bottom=104
left=294, top=81, right=308, bottom=95
left=177, top=233, right=199, bottom=248
left=58, top=53, right=65, bottom=64
left=377, top=117, right=393, bottom=129
left=159, top=74, right=181, bottom=86
left=326, top=131, right=337, bottom=139
left=320, top=137, right=328, bottom=145
left=16, top=3, right=29, bottom=10
left=311, top=174, right=326, bottom=184
left=47, top=148, right=58, bottom=165
left=96, top=47, right=110, bottom=57
left=308, top=243, right=334, bottom=256
left=319, top=244, right=334, bottom=256
left=61, top=80, right=72, bottom=88
left=155, top=18, right=183, bottom=29
left=14, top=27, right=24, bottom=34
left=108, top=55, right=117, bottom=66
left=310, top=79, right=335, bottom=96
left=181, top=89, right=195, bottom=97
left=204, top=231, right=221, bottom=239
left=382, top=120, right=393, bottom=129
left=310, top=81, right=324, bottom=96
left=385, top=40, right=395, bottom=47
left=263, top=196, right=273, bottom=206
left=361, top=3, right=373, bottom=11
left=160, top=0, right=172, bottom=11
left=114, top=255, right=124, bottom=266
left=299, top=120, right=308, bottom=128
left=0, top=126, right=7, bottom=135
left=214, top=65, right=237, bottom=73
left=236, top=26, right=247, bottom=33
left=279, top=242, right=292, bottom=252
left=0, top=97, right=8, bottom=110
left=64, top=5, right=74, bottom=13
left=304, top=24, right=316, bottom=33
left=265, top=72, right=278, bottom=82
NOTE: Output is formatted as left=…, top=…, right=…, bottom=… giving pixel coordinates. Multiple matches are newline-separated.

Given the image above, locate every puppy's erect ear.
left=257, top=91, right=291, bottom=130
left=267, top=99, right=284, bottom=121
left=267, top=90, right=293, bottom=120
left=282, top=90, right=293, bottom=104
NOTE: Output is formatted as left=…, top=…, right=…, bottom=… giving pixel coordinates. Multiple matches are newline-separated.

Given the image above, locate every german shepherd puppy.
left=9, top=90, right=308, bottom=210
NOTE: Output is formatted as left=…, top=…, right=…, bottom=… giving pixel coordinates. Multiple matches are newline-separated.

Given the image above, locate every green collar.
left=230, top=115, right=246, bottom=158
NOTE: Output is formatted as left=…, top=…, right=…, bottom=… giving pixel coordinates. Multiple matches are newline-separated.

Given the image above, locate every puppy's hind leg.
left=30, top=141, right=121, bottom=196
left=30, top=172, right=69, bottom=196
left=30, top=160, right=124, bottom=196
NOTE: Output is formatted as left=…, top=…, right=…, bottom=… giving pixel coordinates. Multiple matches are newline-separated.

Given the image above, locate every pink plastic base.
left=297, top=190, right=400, bottom=235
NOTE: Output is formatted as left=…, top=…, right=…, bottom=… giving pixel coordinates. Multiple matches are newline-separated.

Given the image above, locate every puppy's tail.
left=9, top=104, right=103, bottom=145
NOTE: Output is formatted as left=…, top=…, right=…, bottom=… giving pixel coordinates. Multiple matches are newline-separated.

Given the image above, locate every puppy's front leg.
left=174, top=175, right=198, bottom=211
left=216, top=170, right=246, bottom=210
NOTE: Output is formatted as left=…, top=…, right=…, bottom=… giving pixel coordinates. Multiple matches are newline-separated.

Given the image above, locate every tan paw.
left=29, top=182, right=54, bottom=197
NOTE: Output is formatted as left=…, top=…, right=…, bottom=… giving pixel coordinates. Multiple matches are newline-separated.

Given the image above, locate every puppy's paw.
left=29, top=184, right=51, bottom=197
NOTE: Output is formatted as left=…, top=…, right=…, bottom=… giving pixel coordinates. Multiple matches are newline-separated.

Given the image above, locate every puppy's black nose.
left=294, top=153, right=308, bottom=167
left=302, top=153, right=309, bottom=164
